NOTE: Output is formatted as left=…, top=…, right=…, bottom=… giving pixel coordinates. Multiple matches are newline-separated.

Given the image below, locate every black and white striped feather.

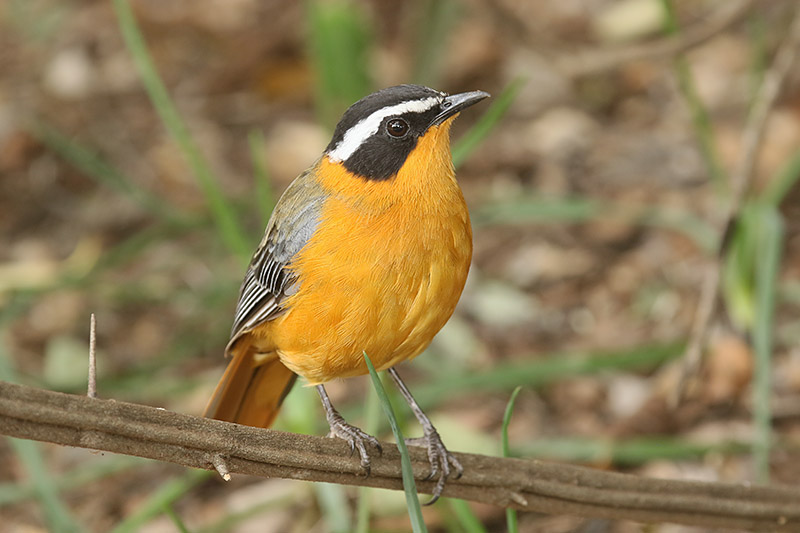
left=227, top=167, right=326, bottom=351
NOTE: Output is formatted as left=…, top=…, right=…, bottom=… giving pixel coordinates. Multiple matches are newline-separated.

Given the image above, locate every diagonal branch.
left=674, top=3, right=800, bottom=398
left=554, top=0, right=758, bottom=78
left=728, top=3, right=800, bottom=212
left=1, top=381, right=799, bottom=531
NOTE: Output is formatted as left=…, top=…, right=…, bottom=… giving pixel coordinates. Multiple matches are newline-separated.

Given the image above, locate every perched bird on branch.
left=205, top=84, right=489, bottom=502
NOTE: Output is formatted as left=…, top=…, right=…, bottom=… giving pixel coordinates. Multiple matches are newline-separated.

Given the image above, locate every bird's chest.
left=274, top=189, right=472, bottom=382
left=301, top=194, right=472, bottom=324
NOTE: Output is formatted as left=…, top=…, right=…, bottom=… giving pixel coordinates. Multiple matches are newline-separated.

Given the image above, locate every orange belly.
left=264, top=200, right=470, bottom=383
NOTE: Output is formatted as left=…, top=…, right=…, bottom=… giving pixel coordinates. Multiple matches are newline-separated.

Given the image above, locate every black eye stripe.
left=326, top=85, right=448, bottom=181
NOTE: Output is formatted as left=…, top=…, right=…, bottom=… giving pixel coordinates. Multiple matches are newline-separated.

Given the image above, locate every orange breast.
left=253, top=122, right=472, bottom=384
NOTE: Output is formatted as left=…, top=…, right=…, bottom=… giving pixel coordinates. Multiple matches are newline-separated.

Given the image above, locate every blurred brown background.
left=1, top=0, right=800, bottom=531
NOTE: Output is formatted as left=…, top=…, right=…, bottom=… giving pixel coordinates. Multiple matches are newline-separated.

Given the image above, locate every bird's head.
left=324, top=84, right=489, bottom=181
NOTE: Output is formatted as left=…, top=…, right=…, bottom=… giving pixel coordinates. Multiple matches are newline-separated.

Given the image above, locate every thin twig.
left=729, top=6, right=800, bottom=209
left=210, top=453, right=231, bottom=482
left=674, top=4, right=800, bottom=401
left=662, top=0, right=726, bottom=189
left=1, top=381, right=799, bottom=531
left=553, top=0, right=758, bottom=78
left=87, top=313, right=97, bottom=399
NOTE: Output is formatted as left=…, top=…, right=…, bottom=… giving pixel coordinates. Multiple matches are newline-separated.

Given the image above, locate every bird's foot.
left=405, top=427, right=463, bottom=505
left=326, top=412, right=382, bottom=476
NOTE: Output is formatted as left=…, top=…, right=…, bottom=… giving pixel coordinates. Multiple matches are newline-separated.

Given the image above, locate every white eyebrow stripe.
left=327, top=97, right=440, bottom=162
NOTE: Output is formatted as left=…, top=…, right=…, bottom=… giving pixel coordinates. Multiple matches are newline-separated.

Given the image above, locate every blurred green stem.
left=747, top=13, right=768, bottom=107
left=364, top=352, right=427, bottom=533
left=0, top=348, right=82, bottom=533
left=111, top=0, right=251, bottom=260
left=248, top=129, right=275, bottom=224
left=30, top=120, right=177, bottom=222
left=752, top=206, right=783, bottom=482
left=452, top=77, right=525, bottom=168
left=306, top=0, right=373, bottom=129
left=761, top=148, right=800, bottom=206
left=502, top=387, right=522, bottom=533
left=354, top=384, right=382, bottom=533
left=411, top=0, right=460, bottom=86
left=315, top=483, right=352, bottom=533
left=447, top=498, right=487, bottom=533
left=660, top=0, right=726, bottom=193
left=163, top=504, right=192, bottom=533
left=111, top=469, right=211, bottom=533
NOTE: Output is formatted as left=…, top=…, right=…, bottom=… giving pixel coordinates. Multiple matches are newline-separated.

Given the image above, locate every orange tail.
left=204, top=348, right=297, bottom=428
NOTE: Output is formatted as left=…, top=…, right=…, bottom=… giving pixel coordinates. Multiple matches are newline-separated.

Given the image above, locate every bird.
left=205, top=84, right=489, bottom=503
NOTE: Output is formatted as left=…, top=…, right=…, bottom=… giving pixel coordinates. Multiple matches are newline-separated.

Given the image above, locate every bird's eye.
left=386, top=118, right=409, bottom=138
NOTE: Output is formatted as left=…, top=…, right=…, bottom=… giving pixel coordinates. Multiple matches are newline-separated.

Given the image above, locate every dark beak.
left=431, top=90, right=491, bottom=126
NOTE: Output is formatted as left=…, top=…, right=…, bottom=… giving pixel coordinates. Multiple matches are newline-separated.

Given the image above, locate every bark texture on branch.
left=1, top=381, right=798, bottom=531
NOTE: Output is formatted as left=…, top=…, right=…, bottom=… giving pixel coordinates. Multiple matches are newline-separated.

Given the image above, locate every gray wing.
left=228, top=167, right=326, bottom=349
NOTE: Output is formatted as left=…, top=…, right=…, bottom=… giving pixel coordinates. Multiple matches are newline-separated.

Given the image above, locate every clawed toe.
left=387, top=368, right=464, bottom=505
left=317, top=373, right=463, bottom=502
left=452, top=456, right=464, bottom=479
left=328, top=417, right=381, bottom=475
left=317, top=385, right=381, bottom=476
left=405, top=428, right=460, bottom=505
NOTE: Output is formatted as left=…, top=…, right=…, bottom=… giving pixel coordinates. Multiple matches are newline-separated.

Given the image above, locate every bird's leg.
left=388, top=367, right=463, bottom=504
left=316, top=384, right=382, bottom=475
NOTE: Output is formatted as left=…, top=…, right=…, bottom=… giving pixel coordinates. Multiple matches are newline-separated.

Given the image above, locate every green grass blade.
left=163, top=504, right=192, bottom=533
left=760, top=148, right=800, bottom=206
left=278, top=382, right=320, bottom=435
left=111, top=469, right=211, bottom=533
left=2, top=217, right=203, bottom=305
left=621, top=205, right=719, bottom=253
left=306, top=0, right=373, bottom=129
left=363, top=352, right=427, bottom=533
left=413, top=342, right=683, bottom=408
left=354, top=489, right=372, bottom=533
left=410, top=0, right=460, bottom=87
left=474, top=196, right=719, bottom=253
left=0, top=340, right=83, bottom=532
left=30, top=120, right=176, bottom=221
left=110, top=0, right=251, bottom=259
left=514, top=437, right=752, bottom=465
left=196, top=484, right=301, bottom=533
left=88, top=218, right=201, bottom=276
left=447, top=498, right=487, bottom=533
left=315, top=483, right=352, bottom=533
left=248, top=128, right=275, bottom=224
left=474, top=196, right=603, bottom=227
left=781, top=280, right=800, bottom=309
left=452, top=77, right=525, bottom=168
left=502, top=387, right=522, bottom=533
left=722, top=206, right=761, bottom=329
left=501, top=387, right=522, bottom=458
left=659, top=0, right=725, bottom=191
left=5, top=438, right=83, bottom=533
left=0, top=455, right=144, bottom=506
left=7, top=0, right=65, bottom=42
left=747, top=13, right=768, bottom=108
left=752, top=205, right=783, bottom=483
left=355, top=384, right=382, bottom=533
left=659, top=0, right=726, bottom=191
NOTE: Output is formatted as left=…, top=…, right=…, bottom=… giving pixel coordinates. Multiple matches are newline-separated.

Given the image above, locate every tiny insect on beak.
left=430, top=90, right=491, bottom=126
